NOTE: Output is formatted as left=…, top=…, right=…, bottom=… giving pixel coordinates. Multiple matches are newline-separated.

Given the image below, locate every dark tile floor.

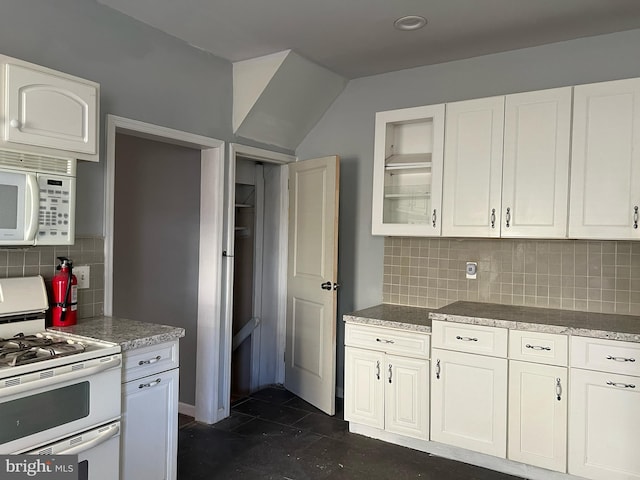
left=178, top=387, right=521, bottom=480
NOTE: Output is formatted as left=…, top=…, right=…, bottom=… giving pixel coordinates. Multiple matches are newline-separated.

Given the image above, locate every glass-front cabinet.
left=371, top=104, right=445, bottom=236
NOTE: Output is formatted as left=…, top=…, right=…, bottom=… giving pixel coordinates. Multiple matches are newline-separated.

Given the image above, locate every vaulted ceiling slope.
left=97, top=0, right=640, bottom=79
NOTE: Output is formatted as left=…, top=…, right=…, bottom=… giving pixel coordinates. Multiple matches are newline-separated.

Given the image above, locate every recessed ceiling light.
left=394, top=15, right=427, bottom=31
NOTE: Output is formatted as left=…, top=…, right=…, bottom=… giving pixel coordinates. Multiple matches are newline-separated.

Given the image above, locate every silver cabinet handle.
left=320, top=281, right=332, bottom=290
left=435, top=359, right=441, bottom=380
left=138, top=355, right=162, bottom=366
left=388, top=364, right=393, bottom=384
left=432, top=209, right=437, bottom=228
left=376, top=360, right=380, bottom=380
left=376, top=338, right=395, bottom=344
left=456, top=335, right=478, bottom=342
left=139, top=378, right=162, bottom=389
left=606, top=355, right=635, bottom=363
left=490, top=208, right=496, bottom=228
left=607, top=380, right=636, bottom=389
left=505, top=207, right=511, bottom=228
left=556, top=378, right=562, bottom=401
left=526, top=344, right=551, bottom=351
left=634, top=206, right=638, bottom=229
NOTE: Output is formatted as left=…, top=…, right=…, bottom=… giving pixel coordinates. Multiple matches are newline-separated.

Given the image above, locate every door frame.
left=104, top=114, right=224, bottom=423
left=219, top=143, right=295, bottom=420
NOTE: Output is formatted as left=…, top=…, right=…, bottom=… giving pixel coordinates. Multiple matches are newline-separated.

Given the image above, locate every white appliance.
left=0, top=149, right=76, bottom=246
left=0, top=276, right=121, bottom=480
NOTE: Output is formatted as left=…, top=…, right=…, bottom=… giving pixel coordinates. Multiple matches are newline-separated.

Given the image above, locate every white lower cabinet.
left=569, top=336, right=640, bottom=480
left=344, top=323, right=430, bottom=441
left=121, top=341, right=179, bottom=480
left=508, top=360, right=567, bottom=472
left=430, top=348, right=507, bottom=457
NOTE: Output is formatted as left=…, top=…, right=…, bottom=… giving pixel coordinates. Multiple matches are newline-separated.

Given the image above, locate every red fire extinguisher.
left=52, top=256, right=78, bottom=326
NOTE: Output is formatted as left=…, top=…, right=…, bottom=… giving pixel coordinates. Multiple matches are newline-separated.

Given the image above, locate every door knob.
left=10, top=119, right=21, bottom=129
left=320, top=281, right=332, bottom=290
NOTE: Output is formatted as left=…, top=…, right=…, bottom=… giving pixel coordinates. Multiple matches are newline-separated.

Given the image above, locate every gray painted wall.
left=296, top=28, right=640, bottom=392
left=113, top=134, right=201, bottom=405
left=0, top=0, right=286, bottom=235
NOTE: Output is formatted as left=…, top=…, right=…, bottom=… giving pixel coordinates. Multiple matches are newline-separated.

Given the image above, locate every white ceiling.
left=97, top=0, right=640, bottom=79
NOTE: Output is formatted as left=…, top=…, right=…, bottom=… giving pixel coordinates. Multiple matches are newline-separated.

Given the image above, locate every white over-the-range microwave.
left=0, top=149, right=76, bottom=246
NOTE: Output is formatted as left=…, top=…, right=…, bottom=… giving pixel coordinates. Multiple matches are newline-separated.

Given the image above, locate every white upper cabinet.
left=442, top=88, right=572, bottom=238
left=1, top=57, right=99, bottom=161
left=569, top=77, right=640, bottom=240
left=442, top=96, right=505, bottom=237
left=371, top=104, right=445, bottom=236
left=502, top=88, right=572, bottom=238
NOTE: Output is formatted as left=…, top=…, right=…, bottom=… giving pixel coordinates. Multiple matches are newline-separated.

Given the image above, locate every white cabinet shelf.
left=372, top=104, right=445, bottom=236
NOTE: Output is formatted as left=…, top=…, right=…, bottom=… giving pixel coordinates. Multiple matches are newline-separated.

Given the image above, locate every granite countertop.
left=49, top=316, right=185, bottom=351
left=343, top=304, right=434, bottom=333
left=431, top=301, right=640, bottom=343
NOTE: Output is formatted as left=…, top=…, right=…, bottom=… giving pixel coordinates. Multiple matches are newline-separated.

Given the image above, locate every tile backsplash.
left=383, top=237, right=640, bottom=316
left=0, top=236, right=105, bottom=319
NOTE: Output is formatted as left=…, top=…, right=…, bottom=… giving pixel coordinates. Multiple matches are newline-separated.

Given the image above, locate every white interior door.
left=285, top=156, right=339, bottom=415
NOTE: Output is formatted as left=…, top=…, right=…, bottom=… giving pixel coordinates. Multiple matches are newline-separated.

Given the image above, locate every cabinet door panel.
left=569, top=368, right=640, bottom=480
left=385, top=354, right=429, bottom=440
left=5, top=64, right=98, bottom=155
left=431, top=349, right=507, bottom=457
left=502, top=88, right=571, bottom=238
left=508, top=361, right=567, bottom=472
left=569, top=78, right=640, bottom=239
left=371, top=104, right=445, bottom=236
left=121, top=368, right=179, bottom=480
left=344, top=347, right=384, bottom=429
left=442, top=97, right=504, bottom=237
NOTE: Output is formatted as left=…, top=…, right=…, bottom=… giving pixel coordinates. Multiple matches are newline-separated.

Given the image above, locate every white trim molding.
left=104, top=114, right=224, bottom=424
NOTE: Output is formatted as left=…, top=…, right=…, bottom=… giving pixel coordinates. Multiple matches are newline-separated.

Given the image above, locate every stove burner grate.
left=0, top=333, right=86, bottom=367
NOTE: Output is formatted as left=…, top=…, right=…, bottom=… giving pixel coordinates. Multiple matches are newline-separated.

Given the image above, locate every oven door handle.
left=57, top=424, right=120, bottom=455
left=2, top=356, right=121, bottom=396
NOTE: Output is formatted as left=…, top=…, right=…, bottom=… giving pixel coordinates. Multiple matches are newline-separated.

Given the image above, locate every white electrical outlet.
left=75, top=265, right=90, bottom=289
left=465, top=262, right=477, bottom=280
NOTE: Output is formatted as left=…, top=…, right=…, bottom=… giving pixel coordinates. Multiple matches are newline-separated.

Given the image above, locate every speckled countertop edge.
left=343, top=302, right=640, bottom=343
left=343, top=304, right=433, bottom=333
left=430, top=301, right=640, bottom=343
left=49, top=316, right=185, bottom=351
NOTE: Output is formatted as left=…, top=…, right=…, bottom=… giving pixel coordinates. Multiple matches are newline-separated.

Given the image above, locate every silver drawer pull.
left=526, top=344, right=551, bottom=351
left=376, top=360, right=380, bottom=380
left=432, top=209, right=437, bottom=228
left=138, top=355, right=162, bottom=366
left=606, top=381, right=636, bottom=389
left=375, top=338, right=395, bottom=344
left=606, top=355, right=635, bottom=363
left=556, top=378, right=562, bottom=401
left=456, top=335, right=478, bottom=342
left=139, top=378, right=162, bottom=389
left=435, top=359, right=441, bottom=380
left=490, top=208, right=496, bottom=228
left=388, top=364, right=393, bottom=384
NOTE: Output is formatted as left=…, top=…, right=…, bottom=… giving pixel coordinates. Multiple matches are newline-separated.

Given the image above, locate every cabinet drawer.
left=570, top=336, right=640, bottom=376
left=123, top=340, right=179, bottom=383
left=432, top=321, right=508, bottom=357
left=345, top=323, right=430, bottom=359
left=509, top=330, right=568, bottom=366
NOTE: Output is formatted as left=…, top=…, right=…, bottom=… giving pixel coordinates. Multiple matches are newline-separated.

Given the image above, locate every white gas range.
left=0, top=276, right=121, bottom=480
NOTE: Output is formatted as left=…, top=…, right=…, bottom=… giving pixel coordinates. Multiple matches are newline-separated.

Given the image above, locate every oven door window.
left=0, top=382, right=90, bottom=443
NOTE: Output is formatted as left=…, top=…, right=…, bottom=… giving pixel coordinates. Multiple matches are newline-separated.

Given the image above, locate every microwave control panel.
left=36, top=174, right=75, bottom=245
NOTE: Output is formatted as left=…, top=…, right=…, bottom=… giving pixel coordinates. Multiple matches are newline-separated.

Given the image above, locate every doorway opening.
left=220, top=145, right=294, bottom=417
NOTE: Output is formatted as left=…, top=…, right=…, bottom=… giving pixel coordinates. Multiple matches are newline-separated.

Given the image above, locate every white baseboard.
left=178, top=402, right=196, bottom=417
